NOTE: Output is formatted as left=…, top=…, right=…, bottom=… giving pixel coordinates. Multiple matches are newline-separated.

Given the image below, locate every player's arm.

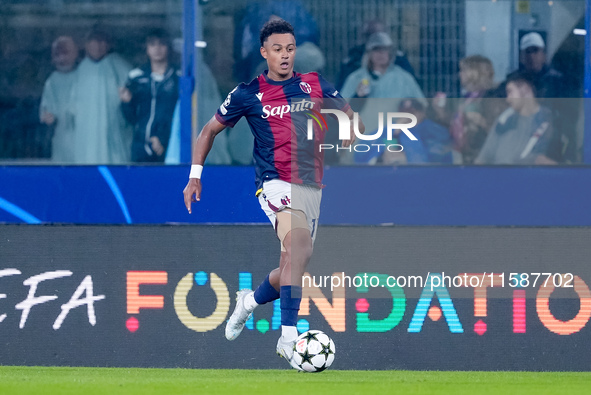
left=183, top=116, right=227, bottom=213
left=341, top=107, right=364, bottom=147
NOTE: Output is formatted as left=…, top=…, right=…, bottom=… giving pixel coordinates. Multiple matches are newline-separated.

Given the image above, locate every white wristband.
left=189, top=164, right=203, bottom=179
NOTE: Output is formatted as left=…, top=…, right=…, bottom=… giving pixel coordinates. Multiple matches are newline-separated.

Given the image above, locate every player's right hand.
left=183, top=178, right=202, bottom=214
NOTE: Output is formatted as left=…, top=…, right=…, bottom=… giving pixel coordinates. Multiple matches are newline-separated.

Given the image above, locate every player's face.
left=147, top=39, right=169, bottom=63
left=261, top=33, right=296, bottom=81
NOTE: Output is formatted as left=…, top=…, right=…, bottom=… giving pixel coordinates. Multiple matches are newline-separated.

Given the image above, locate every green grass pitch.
left=0, top=367, right=589, bottom=395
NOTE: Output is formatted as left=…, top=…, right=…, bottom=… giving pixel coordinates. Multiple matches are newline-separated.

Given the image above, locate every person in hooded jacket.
left=120, top=29, right=179, bottom=163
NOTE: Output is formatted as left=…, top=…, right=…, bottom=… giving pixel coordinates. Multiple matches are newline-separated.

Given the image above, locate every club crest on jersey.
left=281, top=196, right=291, bottom=206
left=299, top=82, right=312, bottom=94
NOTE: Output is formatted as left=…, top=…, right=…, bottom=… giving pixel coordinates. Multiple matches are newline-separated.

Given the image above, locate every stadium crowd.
left=0, top=4, right=584, bottom=166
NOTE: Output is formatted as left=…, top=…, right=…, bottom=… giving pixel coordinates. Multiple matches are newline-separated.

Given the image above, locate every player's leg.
left=278, top=223, right=313, bottom=341
left=243, top=256, right=283, bottom=309
left=235, top=249, right=291, bottom=328
left=243, top=180, right=296, bottom=314
left=279, top=226, right=313, bottom=286
left=225, top=192, right=283, bottom=341
left=245, top=267, right=281, bottom=310
left=276, top=183, right=320, bottom=340
left=225, top=268, right=281, bottom=340
left=274, top=209, right=313, bottom=369
left=269, top=265, right=281, bottom=288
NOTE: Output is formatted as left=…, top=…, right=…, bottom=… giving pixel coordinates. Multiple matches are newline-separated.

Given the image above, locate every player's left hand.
left=183, top=178, right=202, bottom=214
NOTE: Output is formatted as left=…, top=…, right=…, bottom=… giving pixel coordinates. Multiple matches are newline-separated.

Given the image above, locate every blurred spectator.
left=501, top=32, right=578, bottom=162
left=354, top=99, right=453, bottom=165
left=293, top=41, right=325, bottom=73
left=340, top=32, right=426, bottom=164
left=341, top=32, right=425, bottom=103
left=40, top=36, right=79, bottom=163
left=233, top=0, right=319, bottom=83
left=475, top=73, right=554, bottom=165
left=120, top=29, right=179, bottom=163
left=432, top=55, right=505, bottom=164
left=396, top=99, right=453, bottom=164
left=165, top=40, right=231, bottom=165
left=507, top=33, right=567, bottom=99
left=336, top=18, right=415, bottom=90
left=71, top=27, right=132, bottom=164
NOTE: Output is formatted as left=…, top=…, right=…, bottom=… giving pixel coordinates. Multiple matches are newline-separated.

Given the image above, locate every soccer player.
left=183, top=19, right=363, bottom=369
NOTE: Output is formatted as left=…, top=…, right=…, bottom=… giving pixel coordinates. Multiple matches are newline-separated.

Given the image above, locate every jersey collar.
left=262, top=70, right=299, bottom=86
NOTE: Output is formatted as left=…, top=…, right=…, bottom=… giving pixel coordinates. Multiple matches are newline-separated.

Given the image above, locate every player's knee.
left=276, top=209, right=311, bottom=254
left=286, top=228, right=313, bottom=261
left=299, top=234, right=314, bottom=261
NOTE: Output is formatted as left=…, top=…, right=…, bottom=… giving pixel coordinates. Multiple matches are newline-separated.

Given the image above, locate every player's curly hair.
left=259, top=19, right=295, bottom=47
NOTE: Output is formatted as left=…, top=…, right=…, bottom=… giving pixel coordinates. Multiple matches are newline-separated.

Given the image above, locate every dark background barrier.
left=0, top=225, right=589, bottom=370
left=2, top=165, right=591, bottom=225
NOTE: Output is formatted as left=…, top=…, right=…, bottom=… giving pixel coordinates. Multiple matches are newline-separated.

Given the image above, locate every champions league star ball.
left=292, top=330, right=335, bottom=372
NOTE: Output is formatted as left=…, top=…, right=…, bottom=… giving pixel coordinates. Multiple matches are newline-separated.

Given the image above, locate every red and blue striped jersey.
left=215, top=71, right=350, bottom=190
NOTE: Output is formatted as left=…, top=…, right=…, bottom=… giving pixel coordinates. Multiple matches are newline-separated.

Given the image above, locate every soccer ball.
left=292, top=330, right=335, bottom=372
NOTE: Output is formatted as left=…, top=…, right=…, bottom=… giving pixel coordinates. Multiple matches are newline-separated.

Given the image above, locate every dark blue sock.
left=280, top=286, right=302, bottom=327
left=253, top=274, right=280, bottom=305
